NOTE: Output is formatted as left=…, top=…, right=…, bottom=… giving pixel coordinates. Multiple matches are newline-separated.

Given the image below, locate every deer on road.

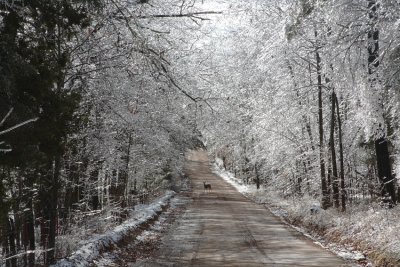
left=203, top=182, right=212, bottom=192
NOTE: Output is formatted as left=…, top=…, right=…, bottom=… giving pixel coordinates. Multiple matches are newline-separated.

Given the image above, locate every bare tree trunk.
left=334, top=94, right=346, bottom=211
left=14, top=176, right=22, bottom=251
left=326, top=156, right=332, bottom=201
left=45, top=157, right=61, bottom=265
left=329, top=92, right=339, bottom=208
left=367, top=0, right=396, bottom=204
left=254, top=163, right=260, bottom=190
left=315, top=30, right=329, bottom=209
left=7, top=218, right=17, bottom=267
left=123, top=133, right=133, bottom=205
left=1, top=169, right=16, bottom=267
left=23, top=173, right=36, bottom=267
left=27, top=200, right=35, bottom=267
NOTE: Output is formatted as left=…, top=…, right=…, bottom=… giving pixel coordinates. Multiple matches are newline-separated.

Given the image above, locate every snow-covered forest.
left=1, top=0, right=400, bottom=266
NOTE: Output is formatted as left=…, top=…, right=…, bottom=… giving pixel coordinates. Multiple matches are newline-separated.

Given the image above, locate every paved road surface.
left=135, top=150, right=350, bottom=267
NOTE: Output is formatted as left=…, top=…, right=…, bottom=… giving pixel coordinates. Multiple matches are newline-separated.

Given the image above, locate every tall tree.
left=0, top=0, right=99, bottom=264
left=329, top=91, right=339, bottom=208
left=315, top=29, right=330, bottom=209
left=367, top=0, right=396, bottom=204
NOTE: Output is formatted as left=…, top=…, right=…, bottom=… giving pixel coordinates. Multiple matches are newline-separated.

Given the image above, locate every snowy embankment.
left=50, top=191, right=175, bottom=267
left=212, top=159, right=384, bottom=266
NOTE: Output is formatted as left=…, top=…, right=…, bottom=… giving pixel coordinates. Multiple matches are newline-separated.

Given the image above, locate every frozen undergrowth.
left=50, top=191, right=175, bottom=267
left=212, top=163, right=400, bottom=266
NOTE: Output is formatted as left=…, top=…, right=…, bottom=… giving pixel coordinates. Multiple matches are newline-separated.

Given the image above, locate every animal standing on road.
left=203, top=182, right=212, bottom=192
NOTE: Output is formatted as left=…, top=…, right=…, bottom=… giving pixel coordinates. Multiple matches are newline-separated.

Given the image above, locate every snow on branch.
left=137, top=11, right=223, bottom=20
left=0, top=108, right=13, bottom=127
left=0, top=108, right=39, bottom=135
left=0, top=117, right=39, bottom=136
left=0, top=108, right=38, bottom=152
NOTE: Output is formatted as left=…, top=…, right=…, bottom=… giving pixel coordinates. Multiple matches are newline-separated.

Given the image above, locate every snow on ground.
left=92, top=252, right=119, bottom=267
left=50, top=191, right=175, bottom=267
left=212, top=160, right=379, bottom=266
left=92, top=193, right=191, bottom=266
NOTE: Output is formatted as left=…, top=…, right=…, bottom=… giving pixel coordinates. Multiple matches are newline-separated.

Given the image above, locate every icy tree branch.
left=0, top=117, right=39, bottom=136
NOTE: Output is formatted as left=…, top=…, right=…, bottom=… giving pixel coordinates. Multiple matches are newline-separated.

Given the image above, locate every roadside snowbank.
left=50, top=191, right=175, bottom=267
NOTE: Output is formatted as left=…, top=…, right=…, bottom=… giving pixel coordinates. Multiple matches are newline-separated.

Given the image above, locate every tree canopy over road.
left=2, top=0, right=400, bottom=266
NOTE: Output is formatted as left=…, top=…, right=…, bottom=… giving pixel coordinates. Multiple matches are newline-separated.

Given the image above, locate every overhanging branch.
left=0, top=117, right=39, bottom=136
left=137, top=11, right=222, bottom=19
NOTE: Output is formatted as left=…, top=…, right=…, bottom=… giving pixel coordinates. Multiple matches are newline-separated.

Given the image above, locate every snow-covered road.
left=133, top=150, right=353, bottom=266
